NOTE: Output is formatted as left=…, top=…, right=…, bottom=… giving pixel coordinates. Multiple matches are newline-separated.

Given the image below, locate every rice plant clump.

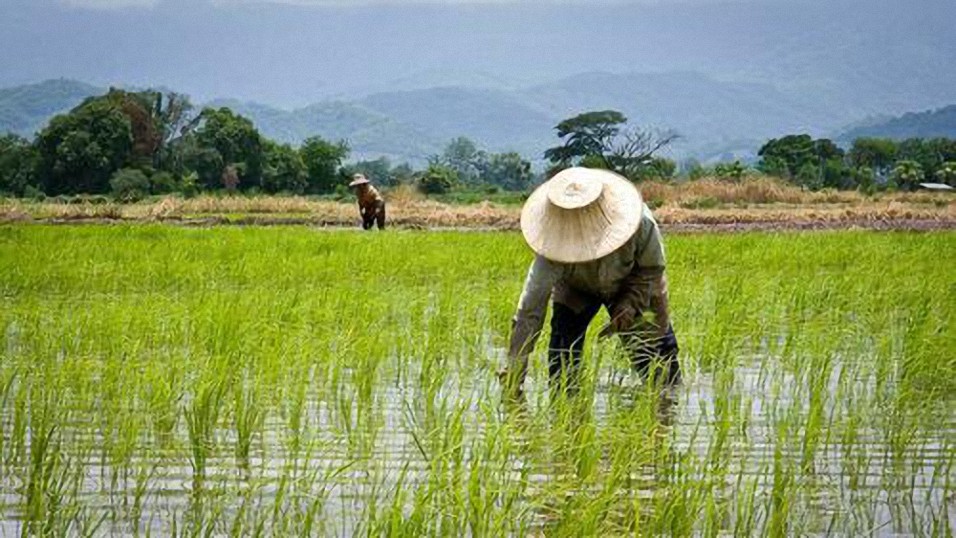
left=0, top=225, right=953, bottom=536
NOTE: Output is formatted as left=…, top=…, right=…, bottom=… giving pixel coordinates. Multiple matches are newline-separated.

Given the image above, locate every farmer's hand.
left=599, top=304, right=637, bottom=339
left=497, top=368, right=526, bottom=407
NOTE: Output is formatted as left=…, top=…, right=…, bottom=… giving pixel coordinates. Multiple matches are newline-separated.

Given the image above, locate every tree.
left=149, top=171, right=178, bottom=194
left=0, top=134, right=38, bottom=196
left=176, top=136, right=225, bottom=190
left=928, top=138, right=956, bottom=165
left=890, top=160, right=924, bottom=191
left=714, top=161, right=747, bottom=182
left=109, top=168, right=150, bottom=202
left=544, top=110, right=627, bottom=169
left=261, top=142, right=307, bottom=194
left=300, top=136, right=349, bottom=193
left=477, top=152, right=534, bottom=191
left=758, top=135, right=845, bottom=187
left=813, top=139, right=844, bottom=163
left=795, top=162, right=822, bottom=190
left=544, top=110, right=678, bottom=180
left=822, top=158, right=852, bottom=189
left=935, top=162, right=956, bottom=186
left=758, top=156, right=790, bottom=179
left=682, top=158, right=708, bottom=180
left=221, top=164, right=240, bottom=193
left=853, top=166, right=877, bottom=194
left=849, top=138, right=898, bottom=176
left=441, top=137, right=482, bottom=184
left=632, top=157, right=676, bottom=181
left=193, top=107, right=263, bottom=190
left=154, top=92, right=199, bottom=171
left=156, top=93, right=197, bottom=147
left=344, top=157, right=393, bottom=186
left=606, top=128, right=680, bottom=180
left=757, top=135, right=814, bottom=178
left=390, top=162, right=416, bottom=184
left=36, top=98, right=133, bottom=195
left=418, top=164, right=457, bottom=194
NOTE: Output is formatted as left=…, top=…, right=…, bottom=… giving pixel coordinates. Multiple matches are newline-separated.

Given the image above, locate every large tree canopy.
left=300, top=136, right=349, bottom=193
left=35, top=98, right=133, bottom=195
left=190, top=107, right=264, bottom=190
left=758, top=134, right=847, bottom=189
left=0, top=134, right=37, bottom=196
left=544, top=110, right=627, bottom=169
left=544, top=110, right=677, bottom=180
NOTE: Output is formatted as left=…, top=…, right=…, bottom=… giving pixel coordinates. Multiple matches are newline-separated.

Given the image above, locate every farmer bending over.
left=501, top=167, right=681, bottom=400
left=349, top=173, right=386, bottom=230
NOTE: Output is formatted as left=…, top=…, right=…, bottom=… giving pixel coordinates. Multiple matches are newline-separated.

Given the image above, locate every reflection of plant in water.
left=0, top=227, right=952, bottom=535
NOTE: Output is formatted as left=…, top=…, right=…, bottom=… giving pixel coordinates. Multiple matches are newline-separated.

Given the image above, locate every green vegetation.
left=2, top=83, right=956, bottom=201
left=0, top=87, right=536, bottom=200
left=0, top=226, right=953, bottom=535
left=757, top=134, right=956, bottom=191
left=543, top=110, right=679, bottom=180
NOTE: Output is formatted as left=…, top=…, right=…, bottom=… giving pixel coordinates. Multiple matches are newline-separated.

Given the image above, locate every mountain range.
left=2, top=76, right=955, bottom=166
left=837, top=106, right=956, bottom=145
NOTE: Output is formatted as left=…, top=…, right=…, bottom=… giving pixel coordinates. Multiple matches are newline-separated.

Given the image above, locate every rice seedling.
left=0, top=224, right=953, bottom=536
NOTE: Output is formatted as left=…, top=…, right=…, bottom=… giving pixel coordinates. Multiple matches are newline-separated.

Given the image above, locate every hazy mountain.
left=209, top=98, right=443, bottom=162
left=0, top=79, right=101, bottom=137
left=3, top=73, right=954, bottom=165
left=1, top=0, right=954, bottom=115
left=837, top=105, right=956, bottom=145
left=210, top=71, right=843, bottom=163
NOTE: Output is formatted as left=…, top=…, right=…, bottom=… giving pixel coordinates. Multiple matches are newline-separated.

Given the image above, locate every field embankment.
left=2, top=177, right=954, bottom=231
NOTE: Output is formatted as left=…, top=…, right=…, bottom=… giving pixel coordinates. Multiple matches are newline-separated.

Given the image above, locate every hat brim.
left=348, top=179, right=370, bottom=187
left=520, top=168, right=643, bottom=263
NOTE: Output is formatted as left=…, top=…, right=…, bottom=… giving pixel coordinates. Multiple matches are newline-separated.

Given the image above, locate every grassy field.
left=0, top=226, right=954, bottom=536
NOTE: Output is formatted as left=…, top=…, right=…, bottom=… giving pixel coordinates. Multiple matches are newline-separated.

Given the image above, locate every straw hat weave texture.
left=520, top=167, right=643, bottom=263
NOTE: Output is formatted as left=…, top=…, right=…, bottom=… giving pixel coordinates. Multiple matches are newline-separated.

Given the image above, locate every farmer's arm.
left=607, top=208, right=670, bottom=337
left=504, top=255, right=561, bottom=389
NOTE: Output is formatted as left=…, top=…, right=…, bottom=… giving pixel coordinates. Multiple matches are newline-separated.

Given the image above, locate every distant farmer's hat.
left=349, top=173, right=370, bottom=187
left=520, top=167, right=643, bottom=263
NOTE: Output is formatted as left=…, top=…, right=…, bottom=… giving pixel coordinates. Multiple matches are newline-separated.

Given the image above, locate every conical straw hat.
left=520, top=167, right=643, bottom=263
left=349, top=173, right=370, bottom=187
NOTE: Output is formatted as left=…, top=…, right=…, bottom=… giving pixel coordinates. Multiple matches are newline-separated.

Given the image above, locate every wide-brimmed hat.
left=348, top=173, right=370, bottom=187
left=520, top=167, right=643, bottom=263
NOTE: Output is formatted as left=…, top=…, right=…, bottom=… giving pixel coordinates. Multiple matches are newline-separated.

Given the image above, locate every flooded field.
left=0, top=226, right=954, bottom=536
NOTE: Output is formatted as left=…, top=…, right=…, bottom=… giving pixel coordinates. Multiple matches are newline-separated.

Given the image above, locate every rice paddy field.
left=0, top=225, right=954, bottom=537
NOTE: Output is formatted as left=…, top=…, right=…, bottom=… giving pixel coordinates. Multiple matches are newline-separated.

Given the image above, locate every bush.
left=110, top=168, right=151, bottom=202
left=150, top=171, right=178, bottom=194
left=934, top=162, right=956, bottom=187
left=23, top=185, right=45, bottom=201
left=180, top=172, right=200, bottom=198
left=890, top=160, right=924, bottom=191
left=417, top=165, right=457, bottom=195
left=714, top=161, right=747, bottom=182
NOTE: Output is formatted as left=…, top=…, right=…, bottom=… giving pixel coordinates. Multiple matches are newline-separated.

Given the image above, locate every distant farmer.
left=349, top=173, right=386, bottom=230
left=501, top=167, right=680, bottom=400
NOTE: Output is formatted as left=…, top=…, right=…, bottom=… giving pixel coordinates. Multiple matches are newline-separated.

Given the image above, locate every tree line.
left=540, top=110, right=956, bottom=191
left=1, top=98, right=955, bottom=200
left=0, top=88, right=535, bottom=200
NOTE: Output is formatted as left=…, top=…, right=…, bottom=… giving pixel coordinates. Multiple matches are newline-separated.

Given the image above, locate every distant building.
left=918, top=182, right=954, bottom=192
